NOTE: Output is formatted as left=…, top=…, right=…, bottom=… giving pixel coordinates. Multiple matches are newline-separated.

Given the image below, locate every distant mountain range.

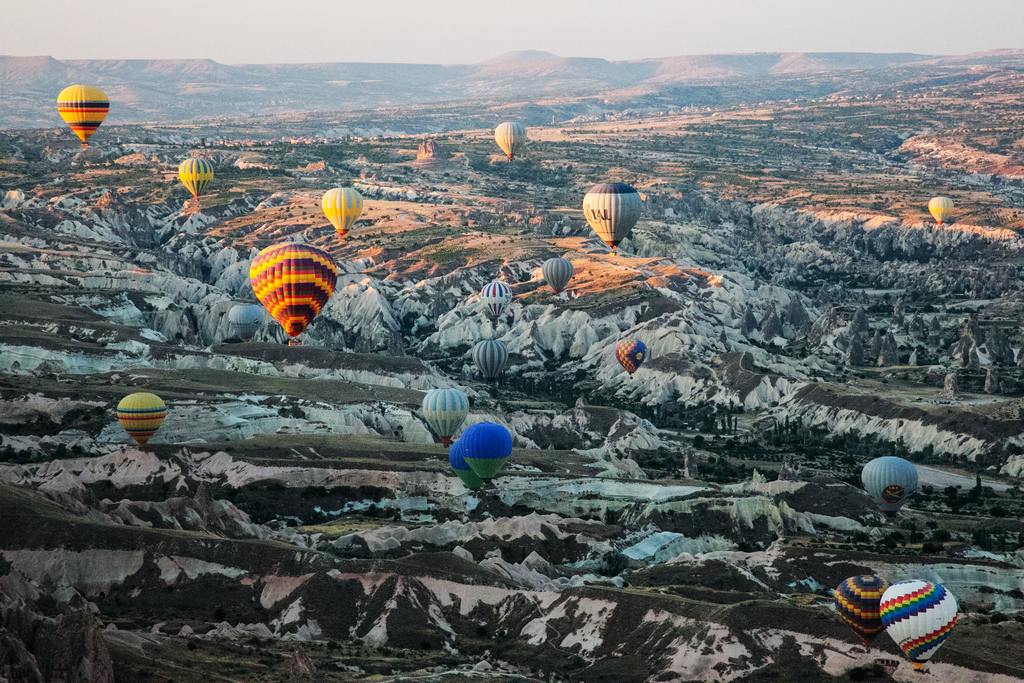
left=3, top=49, right=1023, bottom=129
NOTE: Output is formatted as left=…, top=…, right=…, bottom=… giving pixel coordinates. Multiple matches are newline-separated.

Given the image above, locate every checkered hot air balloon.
left=480, top=280, right=512, bottom=320
left=421, top=388, right=470, bottom=446
left=616, top=339, right=648, bottom=375
left=56, top=85, right=109, bottom=147
left=460, top=422, right=513, bottom=481
left=472, top=339, right=509, bottom=381
left=117, top=392, right=167, bottom=446
left=322, top=187, right=364, bottom=241
left=542, top=257, right=574, bottom=294
left=881, top=581, right=958, bottom=672
left=449, top=438, right=484, bottom=490
left=582, top=182, right=641, bottom=253
left=834, top=575, right=890, bottom=646
left=249, top=242, right=337, bottom=343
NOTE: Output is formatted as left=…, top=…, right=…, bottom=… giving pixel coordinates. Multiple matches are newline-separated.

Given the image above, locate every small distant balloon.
left=928, top=196, right=954, bottom=225
left=227, top=303, right=264, bottom=342
left=616, top=339, right=648, bottom=375
left=583, top=182, right=641, bottom=253
left=542, top=257, right=574, bottom=294
left=117, top=392, right=167, bottom=445
left=421, top=388, right=470, bottom=446
left=178, top=158, right=215, bottom=202
left=472, top=339, right=509, bottom=381
left=480, top=280, right=513, bottom=320
left=322, top=187, right=364, bottom=241
left=57, top=84, right=109, bottom=147
left=459, top=422, right=513, bottom=481
left=861, top=456, right=918, bottom=515
left=494, top=121, right=527, bottom=160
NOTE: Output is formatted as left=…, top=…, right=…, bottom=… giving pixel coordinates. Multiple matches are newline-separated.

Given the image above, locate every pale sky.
left=3, top=0, right=1022, bottom=64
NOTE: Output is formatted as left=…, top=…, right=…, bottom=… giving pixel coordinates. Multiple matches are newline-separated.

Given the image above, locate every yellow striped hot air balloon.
left=56, top=85, right=110, bottom=147
left=494, top=121, right=527, bottom=161
left=249, top=242, right=338, bottom=344
left=117, top=392, right=167, bottom=445
left=178, top=158, right=215, bottom=205
left=322, top=187, right=364, bottom=241
left=928, top=196, right=954, bottom=225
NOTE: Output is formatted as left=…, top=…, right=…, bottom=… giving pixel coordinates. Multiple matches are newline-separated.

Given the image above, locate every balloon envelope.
left=616, top=339, right=648, bottom=375
left=834, top=575, right=889, bottom=645
left=228, top=303, right=264, bottom=341
left=928, top=196, right=953, bottom=225
left=542, top=257, right=573, bottom=294
left=460, top=422, right=513, bottom=480
left=421, top=388, right=470, bottom=446
left=480, top=280, right=513, bottom=320
left=583, top=182, right=641, bottom=252
left=449, top=439, right=484, bottom=489
left=472, top=339, right=509, bottom=381
left=881, top=581, right=958, bottom=671
left=57, top=84, right=109, bottom=146
left=862, top=456, right=918, bottom=514
left=249, top=242, right=338, bottom=339
left=117, top=392, right=167, bottom=445
left=322, top=187, right=364, bottom=240
left=178, top=158, right=215, bottom=199
left=494, top=121, right=527, bottom=160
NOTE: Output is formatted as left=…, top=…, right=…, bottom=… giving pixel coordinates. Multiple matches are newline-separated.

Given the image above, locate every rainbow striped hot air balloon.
left=582, top=182, right=641, bottom=253
left=178, top=158, right=215, bottom=204
left=460, top=422, right=513, bottom=481
left=449, top=439, right=484, bottom=490
left=117, top=392, right=167, bottom=445
left=616, top=339, right=648, bottom=375
left=249, top=242, right=337, bottom=344
left=56, top=85, right=110, bottom=147
left=322, top=187, right=364, bottom=241
left=421, top=388, right=470, bottom=446
left=542, top=257, right=574, bottom=294
left=881, top=581, right=958, bottom=672
left=494, top=121, right=527, bottom=161
left=834, top=575, right=890, bottom=646
left=472, top=339, right=509, bottom=381
left=480, top=280, right=513, bottom=320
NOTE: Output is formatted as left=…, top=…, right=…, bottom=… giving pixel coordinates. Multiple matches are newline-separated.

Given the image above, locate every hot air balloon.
left=227, top=303, right=264, bottom=342
left=421, top=388, right=469, bottom=446
left=480, top=280, right=513, bottom=320
left=582, top=182, right=641, bottom=253
left=117, top=392, right=167, bottom=445
left=178, top=158, right=215, bottom=207
left=472, top=339, right=509, bottom=381
left=834, top=575, right=890, bottom=646
left=542, top=257, right=573, bottom=294
left=460, top=422, right=513, bottom=480
left=928, top=197, right=954, bottom=225
left=56, top=85, right=109, bottom=147
left=862, top=456, right=918, bottom=515
left=881, top=581, right=958, bottom=672
left=449, top=439, right=484, bottom=490
left=249, top=242, right=337, bottom=345
left=616, top=339, right=648, bottom=375
left=322, top=187, right=364, bottom=241
left=494, top=121, right=527, bottom=161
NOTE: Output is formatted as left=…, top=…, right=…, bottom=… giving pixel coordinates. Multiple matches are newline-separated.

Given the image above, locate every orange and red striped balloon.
left=56, top=85, right=109, bottom=147
left=249, top=242, right=337, bottom=339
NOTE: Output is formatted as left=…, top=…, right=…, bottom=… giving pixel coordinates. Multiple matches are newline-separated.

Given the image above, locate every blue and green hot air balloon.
left=460, top=422, right=513, bottom=481
left=449, top=439, right=483, bottom=490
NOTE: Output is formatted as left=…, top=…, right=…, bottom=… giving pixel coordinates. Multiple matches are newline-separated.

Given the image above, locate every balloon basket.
left=288, top=339, right=301, bottom=347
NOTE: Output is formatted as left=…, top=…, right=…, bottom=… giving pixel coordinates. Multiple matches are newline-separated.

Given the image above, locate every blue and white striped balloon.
left=862, top=456, right=918, bottom=514
left=480, top=280, right=513, bottom=320
left=542, top=257, right=574, bottom=294
left=472, top=339, right=509, bottom=381
left=227, top=303, right=264, bottom=341
left=421, top=388, right=470, bottom=446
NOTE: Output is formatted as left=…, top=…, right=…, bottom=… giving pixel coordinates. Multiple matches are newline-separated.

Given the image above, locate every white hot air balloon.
left=861, top=456, right=918, bottom=515
left=881, top=581, right=958, bottom=672
left=227, top=303, right=264, bottom=342
left=480, top=280, right=513, bottom=320
left=928, top=196, right=954, bottom=225
left=494, top=121, right=527, bottom=161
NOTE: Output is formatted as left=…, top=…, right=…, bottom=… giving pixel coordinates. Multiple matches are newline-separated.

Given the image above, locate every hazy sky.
left=3, top=0, right=1023, bottom=64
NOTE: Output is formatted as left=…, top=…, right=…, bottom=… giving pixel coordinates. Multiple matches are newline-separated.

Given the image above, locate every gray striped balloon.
left=542, top=257, right=574, bottom=294
left=227, top=303, right=264, bottom=341
left=421, top=388, right=470, bottom=446
left=472, top=339, right=509, bottom=381
left=582, top=182, right=642, bottom=252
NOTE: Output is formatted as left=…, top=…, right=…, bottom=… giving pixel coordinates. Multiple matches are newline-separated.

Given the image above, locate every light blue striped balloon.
left=542, top=257, right=574, bottom=294
left=227, top=303, right=264, bottom=341
left=862, top=456, right=918, bottom=514
left=421, top=388, right=470, bottom=445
